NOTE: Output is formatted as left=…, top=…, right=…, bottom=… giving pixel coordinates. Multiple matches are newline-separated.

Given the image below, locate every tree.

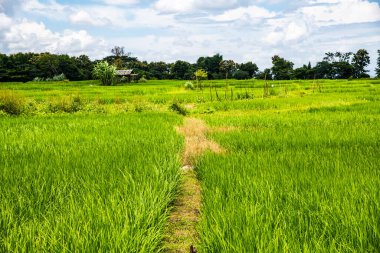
left=271, top=55, right=294, bottom=80
left=31, top=53, right=60, bottom=78
left=219, top=60, right=236, bottom=81
left=148, top=61, right=170, bottom=79
left=322, top=51, right=354, bottom=79
left=194, top=69, right=208, bottom=89
left=352, top=49, right=370, bottom=78
left=256, top=68, right=272, bottom=80
left=376, top=50, right=380, bottom=78
left=197, top=54, right=223, bottom=79
left=74, top=55, right=93, bottom=80
left=293, top=63, right=314, bottom=79
left=111, top=46, right=126, bottom=57
left=232, top=70, right=250, bottom=80
left=171, top=60, right=193, bottom=80
left=92, top=61, right=116, bottom=86
left=239, top=61, right=259, bottom=78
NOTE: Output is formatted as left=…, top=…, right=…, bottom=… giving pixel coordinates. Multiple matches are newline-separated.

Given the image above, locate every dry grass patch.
left=176, top=118, right=225, bottom=165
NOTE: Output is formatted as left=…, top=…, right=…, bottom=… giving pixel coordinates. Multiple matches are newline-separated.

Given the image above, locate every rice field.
left=1, top=78, right=379, bottom=252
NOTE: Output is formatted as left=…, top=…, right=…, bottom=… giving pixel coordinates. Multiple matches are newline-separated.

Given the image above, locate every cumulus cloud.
left=301, top=0, right=380, bottom=26
left=70, top=10, right=111, bottom=26
left=103, top=0, right=140, bottom=5
left=211, top=5, right=276, bottom=22
left=2, top=19, right=105, bottom=57
left=154, top=0, right=239, bottom=13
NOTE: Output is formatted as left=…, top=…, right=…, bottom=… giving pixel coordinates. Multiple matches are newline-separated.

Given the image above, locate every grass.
left=0, top=113, right=182, bottom=252
left=197, top=100, right=380, bottom=252
left=0, top=78, right=379, bottom=252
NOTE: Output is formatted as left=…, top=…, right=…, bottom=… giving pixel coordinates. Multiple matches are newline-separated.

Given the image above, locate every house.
left=115, top=69, right=138, bottom=82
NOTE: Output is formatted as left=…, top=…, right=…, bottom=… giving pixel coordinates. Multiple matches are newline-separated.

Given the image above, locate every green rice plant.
left=196, top=102, right=380, bottom=252
left=0, top=113, right=183, bottom=252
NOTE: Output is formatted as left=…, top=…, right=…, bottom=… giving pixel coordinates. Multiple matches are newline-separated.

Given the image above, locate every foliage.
left=219, top=60, right=236, bottom=79
left=195, top=69, right=208, bottom=89
left=256, top=68, right=272, bottom=80
left=171, top=60, right=194, bottom=80
left=232, top=70, right=250, bottom=80
left=239, top=61, right=259, bottom=78
left=352, top=49, right=370, bottom=78
left=139, top=77, right=147, bottom=83
left=0, top=48, right=378, bottom=83
left=184, top=81, right=195, bottom=90
left=92, top=61, right=116, bottom=86
left=197, top=54, right=223, bottom=79
left=271, top=55, right=294, bottom=80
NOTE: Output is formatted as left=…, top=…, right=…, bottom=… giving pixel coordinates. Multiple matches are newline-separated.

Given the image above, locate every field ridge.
left=164, top=118, right=224, bottom=252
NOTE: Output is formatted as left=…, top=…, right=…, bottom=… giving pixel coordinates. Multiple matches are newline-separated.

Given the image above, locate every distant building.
left=115, top=69, right=138, bottom=82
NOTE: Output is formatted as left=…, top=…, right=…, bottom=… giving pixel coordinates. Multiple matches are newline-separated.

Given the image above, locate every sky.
left=1, top=0, right=380, bottom=74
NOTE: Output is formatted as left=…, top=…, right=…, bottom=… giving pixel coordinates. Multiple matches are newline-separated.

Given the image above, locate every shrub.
left=33, top=77, right=45, bottom=82
left=184, top=81, right=195, bottom=90
left=47, top=96, right=83, bottom=113
left=93, top=61, right=116, bottom=86
left=139, top=77, right=147, bottom=83
left=0, top=90, right=25, bottom=115
left=52, top=73, right=66, bottom=81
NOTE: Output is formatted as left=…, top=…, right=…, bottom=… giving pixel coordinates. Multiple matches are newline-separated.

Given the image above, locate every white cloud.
left=70, top=10, right=111, bottom=26
left=211, top=5, right=276, bottom=22
left=154, top=0, right=239, bottom=13
left=301, top=0, right=380, bottom=26
left=0, top=12, right=12, bottom=29
left=103, top=0, right=139, bottom=5
left=2, top=19, right=105, bottom=57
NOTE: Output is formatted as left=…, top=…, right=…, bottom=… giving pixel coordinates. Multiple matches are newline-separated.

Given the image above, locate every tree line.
left=1, top=46, right=379, bottom=82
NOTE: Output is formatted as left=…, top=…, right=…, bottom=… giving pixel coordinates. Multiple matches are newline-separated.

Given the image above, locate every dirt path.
left=164, top=118, right=224, bottom=253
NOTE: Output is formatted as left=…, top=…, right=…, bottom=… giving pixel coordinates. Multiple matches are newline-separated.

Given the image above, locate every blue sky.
left=1, top=0, right=380, bottom=74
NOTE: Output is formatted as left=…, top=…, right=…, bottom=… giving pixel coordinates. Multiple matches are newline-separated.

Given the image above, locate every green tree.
left=352, top=49, right=370, bottom=78
left=171, top=60, right=193, bottom=80
left=271, top=55, right=294, bottom=80
left=239, top=61, right=259, bottom=78
left=197, top=54, right=223, bottom=79
left=92, top=61, right=116, bottom=86
left=220, top=60, right=236, bottom=81
left=31, top=53, right=60, bottom=78
left=322, top=52, right=353, bottom=79
left=194, top=69, right=208, bottom=89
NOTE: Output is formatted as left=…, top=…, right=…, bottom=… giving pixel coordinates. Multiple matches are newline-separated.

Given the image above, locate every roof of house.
left=116, top=69, right=133, bottom=75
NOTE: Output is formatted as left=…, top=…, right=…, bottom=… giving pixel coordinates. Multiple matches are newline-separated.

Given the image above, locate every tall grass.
left=0, top=113, right=182, bottom=252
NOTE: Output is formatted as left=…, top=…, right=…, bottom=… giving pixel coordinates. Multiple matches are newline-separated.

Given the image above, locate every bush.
left=139, top=77, right=147, bottom=83
left=33, top=77, right=45, bottom=82
left=184, top=81, right=195, bottom=90
left=52, top=73, right=66, bottom=81
left=93, top=61, right=116, bottom=86
left=47, top=96, right=83, bottom=113
left=0, top=90, right=25, bottom=115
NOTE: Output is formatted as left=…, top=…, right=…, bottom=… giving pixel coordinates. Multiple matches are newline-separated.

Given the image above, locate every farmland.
left=1, top=79, right=380, bottom=252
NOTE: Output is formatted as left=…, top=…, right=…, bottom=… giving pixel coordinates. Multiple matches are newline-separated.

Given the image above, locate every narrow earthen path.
left=164, top=118, right=224, bottom=253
